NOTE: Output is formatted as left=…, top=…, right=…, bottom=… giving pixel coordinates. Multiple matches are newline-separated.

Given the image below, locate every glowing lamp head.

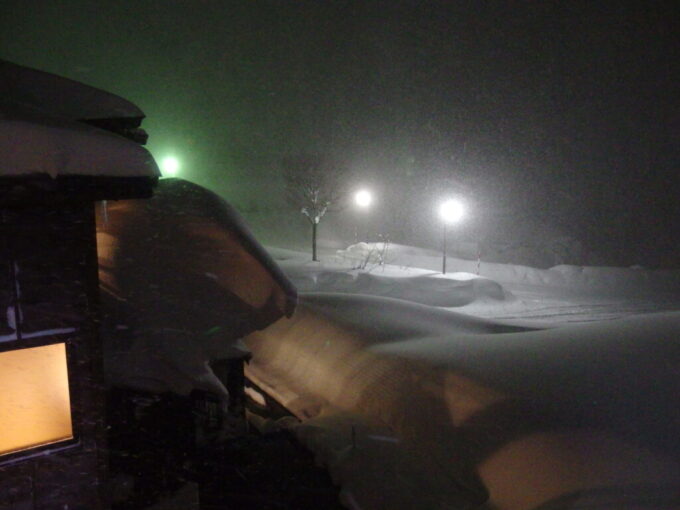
left=355, top=189, right=373, bottom=208
left=160, top=156, right=180, bottom=177
left=439, top=199, right=465, bottom=224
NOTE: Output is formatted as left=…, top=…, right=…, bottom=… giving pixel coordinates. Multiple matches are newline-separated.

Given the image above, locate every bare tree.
left=282, top=154, right=344, bottom=261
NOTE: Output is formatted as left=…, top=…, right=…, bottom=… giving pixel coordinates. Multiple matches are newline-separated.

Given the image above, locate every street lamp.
left=354, top=189, right=373, bottom=208
left=439, top=198, right=465, bottom=274
left=353, top=189, right=373, bottom=241
left=160, top=156, right=180, bottom=177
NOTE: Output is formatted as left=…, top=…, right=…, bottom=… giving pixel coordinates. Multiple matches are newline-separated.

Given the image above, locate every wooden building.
left=0, top=60, right=159, bottom=509
left=1, top=60, right=298, bottom=509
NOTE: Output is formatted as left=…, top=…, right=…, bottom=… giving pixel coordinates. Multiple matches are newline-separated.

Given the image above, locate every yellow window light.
left=0, top=343, right=74, bottom=456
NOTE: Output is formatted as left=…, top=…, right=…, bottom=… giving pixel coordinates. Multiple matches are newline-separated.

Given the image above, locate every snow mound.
left=334, top=242, right=680, bottom=296
left=370, top=311, right=680, bottom=436
left=301, top=293, right=530, bottom=339
left=277, top=245, right=509, bottom=308
left=548, top=264, right=680, bottom=293
left=293, top=272, right=506, bottom=307
left=286, top=411, right=482, bottom=510
left=246, top=299, right=680, bottom=510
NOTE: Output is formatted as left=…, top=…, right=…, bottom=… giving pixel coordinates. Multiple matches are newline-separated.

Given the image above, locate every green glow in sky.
left=160, top=156, right=180, bottom=177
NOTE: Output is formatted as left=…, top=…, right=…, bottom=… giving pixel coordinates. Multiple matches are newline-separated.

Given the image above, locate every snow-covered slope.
left=246, top=296, right=680, bottom=510
left=246, top=244, right=680, bottom=510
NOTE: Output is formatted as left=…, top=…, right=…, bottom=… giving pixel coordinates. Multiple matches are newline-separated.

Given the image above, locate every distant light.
left=355, top=189, right=373, bottom=208
left=160, top=156, right=180, bottom=177
left=439, top=199, right=465, bottom=224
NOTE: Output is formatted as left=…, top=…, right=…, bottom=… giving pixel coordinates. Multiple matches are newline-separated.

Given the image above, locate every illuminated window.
left=0, top=343, right=73, bottom=456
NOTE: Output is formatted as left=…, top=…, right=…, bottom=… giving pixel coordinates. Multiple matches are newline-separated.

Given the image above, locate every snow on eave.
left=0, top=111, right=160, bottom=179
left=0, top=60, right=144, bottom=122
left=151, top=178, right=298, bottom=311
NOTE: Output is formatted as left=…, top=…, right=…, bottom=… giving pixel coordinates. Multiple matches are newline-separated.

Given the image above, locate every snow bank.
left=370, top=311, right=680, bottom=448
left=276, top=245, right=509, bottom=308
left=334, top=242, right=680, bottom=296
left=287, top=411, right=483, bottom=510
left=301, top=293, right=529, bottom=339
left=480, top=261, right=680, bottom=295
left=269, top=244, right=680, bottom=325
left=292, top=271, right=506, bottom=307
left=245, top=296, right=680, bottom=510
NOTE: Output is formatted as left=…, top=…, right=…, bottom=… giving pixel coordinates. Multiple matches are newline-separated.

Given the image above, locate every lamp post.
left=439, top=198, right=465, bottom=274
left=353, top=189, right=373, bottom=242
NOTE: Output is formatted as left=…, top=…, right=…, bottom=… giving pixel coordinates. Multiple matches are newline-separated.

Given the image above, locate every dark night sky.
left=1, top=1, right=678, bottom=265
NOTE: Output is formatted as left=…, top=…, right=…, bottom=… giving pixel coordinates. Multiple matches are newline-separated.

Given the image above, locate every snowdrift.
left=334, top=242, right=680, bottom=296
left=245, top=294, right=680, bottom=510
left=300, top=293, right=528, bottom=339
left=276, top=245, right=509, bottom=309
left=271, top=243, right=680, bottom=328
left=290, top=271, right=505, bottom=307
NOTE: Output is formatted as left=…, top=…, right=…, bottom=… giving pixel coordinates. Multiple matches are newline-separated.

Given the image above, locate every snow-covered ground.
left=99, top=191, right=680, bottom=510
left=244, top=242, right=680, bottom=510
left=11, top=59, right=676, bottom=508
left=269, top=242, right=680, bottom=325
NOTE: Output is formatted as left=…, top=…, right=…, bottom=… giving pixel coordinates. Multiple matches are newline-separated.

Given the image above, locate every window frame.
left=0, top=333, right=81, bottom=464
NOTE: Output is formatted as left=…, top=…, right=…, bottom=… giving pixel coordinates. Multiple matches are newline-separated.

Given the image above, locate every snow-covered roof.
left=98, top=179, right=298, bottom=399
left=0, top=110, right=159, bottom=179
left=0, top=60, right=143, bottom=122
left=0, top=60, right=160, bottom=180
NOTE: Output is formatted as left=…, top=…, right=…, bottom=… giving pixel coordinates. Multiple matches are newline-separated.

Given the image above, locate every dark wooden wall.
left=0, top=202, right=107, bottom=510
